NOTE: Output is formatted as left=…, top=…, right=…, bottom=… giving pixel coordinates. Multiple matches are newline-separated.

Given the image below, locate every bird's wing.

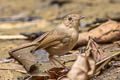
left=31, top=29, right=67, bottom=52
left=33, top=31, right=49, bottom=43
left=9, top=32, right=49, bottom=53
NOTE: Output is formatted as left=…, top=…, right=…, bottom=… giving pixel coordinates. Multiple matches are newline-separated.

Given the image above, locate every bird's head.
left=63, top=14, right=85, bottom=29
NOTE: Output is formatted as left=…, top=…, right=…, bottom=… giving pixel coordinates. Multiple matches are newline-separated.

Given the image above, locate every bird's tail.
left=9, top=42, right=38, bottom=54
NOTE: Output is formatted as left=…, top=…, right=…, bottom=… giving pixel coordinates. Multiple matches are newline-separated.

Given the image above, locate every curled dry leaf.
left=67, top=55, right=94, bottom=80
left=61, top=37, right=106, bottom=80
left=86, top=37, right=105, bottom=62
left=74, top=20, right=120, bottom=49
left=9, top=46, right=38, bottom=73
left=86, top=37, right=120, bottom=76
left=61, top=53, right=96, bottom=80
left=61, top=37, right=101, bottom=80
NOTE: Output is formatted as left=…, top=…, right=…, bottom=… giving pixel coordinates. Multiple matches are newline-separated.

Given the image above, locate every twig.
left=0, top=35, right=28, bottom=40
left=96, top=51, right=120, bottom=66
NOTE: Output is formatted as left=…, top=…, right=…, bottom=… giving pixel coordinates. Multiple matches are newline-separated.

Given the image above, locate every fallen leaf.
left=0, top=63, right=27, bottom=73
left=9, top=46, right=38, bottom=73
left=74, top=20, right=120, bottom=49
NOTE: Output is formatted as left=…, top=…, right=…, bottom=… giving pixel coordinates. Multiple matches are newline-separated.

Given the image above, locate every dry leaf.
left=0, top=63, right=27, bottom=73
left=61, top=37, right=106, bottom=80
left=74, top=20, right=120, bottom=49
left=9, top=46, right=38, bottom=73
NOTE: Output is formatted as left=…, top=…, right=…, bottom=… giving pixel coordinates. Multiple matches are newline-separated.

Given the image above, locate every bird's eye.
left=68, top=17, right=72, bottom=21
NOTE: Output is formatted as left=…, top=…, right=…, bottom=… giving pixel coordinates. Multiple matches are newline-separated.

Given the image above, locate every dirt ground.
left=0, top=0, right=120, bottom=80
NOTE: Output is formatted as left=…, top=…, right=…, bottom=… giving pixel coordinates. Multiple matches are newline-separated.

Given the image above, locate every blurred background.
left=0, top=0, right=120, bottom=34
left=1, top=0, right=120, bottom=58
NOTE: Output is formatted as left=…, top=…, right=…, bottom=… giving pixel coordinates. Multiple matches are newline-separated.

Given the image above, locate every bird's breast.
left=46, top=28, right=79, bottom=56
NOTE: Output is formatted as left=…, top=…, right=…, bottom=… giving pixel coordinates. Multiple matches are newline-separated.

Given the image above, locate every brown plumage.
left=9, top=14, right=85, bottom=68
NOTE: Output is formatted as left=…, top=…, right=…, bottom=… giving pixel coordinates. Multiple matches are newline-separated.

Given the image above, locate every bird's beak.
left=79, top=16, right=85, bottom=20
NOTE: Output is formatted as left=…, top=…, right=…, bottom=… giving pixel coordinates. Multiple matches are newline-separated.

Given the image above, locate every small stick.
left=96, top=51, right=120, bottom=66
left=0, top=35, right=28, bottom=40
left=95, top=58, right=111, bottom=73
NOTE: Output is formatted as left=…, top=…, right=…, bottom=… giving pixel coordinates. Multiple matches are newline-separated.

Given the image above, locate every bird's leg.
left=49, top=55, right=66, bottom=68
left=49, top=55, right=57, bottom=67
left=53, top=57, right=66, bottom=68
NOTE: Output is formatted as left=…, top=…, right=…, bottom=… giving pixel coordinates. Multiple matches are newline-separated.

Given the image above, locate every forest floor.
left=0, top=0, right=120, bottom=80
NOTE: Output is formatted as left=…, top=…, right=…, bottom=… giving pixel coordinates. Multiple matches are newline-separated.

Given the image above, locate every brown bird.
left=9, top=14, right=85, bottom=68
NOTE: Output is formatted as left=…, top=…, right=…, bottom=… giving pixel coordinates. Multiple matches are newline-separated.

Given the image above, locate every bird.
left=9, top=14, right=85, bottom=68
